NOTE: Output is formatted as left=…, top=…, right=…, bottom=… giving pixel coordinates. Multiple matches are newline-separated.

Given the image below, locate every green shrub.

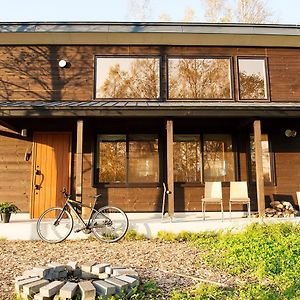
left=157, top=223, right=300, bottom=299
left=124, top=229, right=147, bottom=241
left=170, top=283, right=232, bottom=299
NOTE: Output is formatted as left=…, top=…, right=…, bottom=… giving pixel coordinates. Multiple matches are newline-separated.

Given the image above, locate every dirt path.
left=0, top=239, right=225, bottom=299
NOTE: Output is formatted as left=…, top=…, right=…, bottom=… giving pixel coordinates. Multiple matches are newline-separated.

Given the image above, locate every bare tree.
left=200, top=0, right=275, bottom=23
left=182, top=7, right=197, bottom=22
left=126, top=0, right=152, bottom=21
left=158, top=13, right=172, bottom=22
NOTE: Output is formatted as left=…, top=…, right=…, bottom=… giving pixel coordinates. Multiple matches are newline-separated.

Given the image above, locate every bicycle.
left=36, top=188, right=129, bottom=244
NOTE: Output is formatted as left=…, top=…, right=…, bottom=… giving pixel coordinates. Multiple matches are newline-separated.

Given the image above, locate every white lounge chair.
left=229, top=181, right=251, bottom=219
left=201, top=182, right=223, bottom=221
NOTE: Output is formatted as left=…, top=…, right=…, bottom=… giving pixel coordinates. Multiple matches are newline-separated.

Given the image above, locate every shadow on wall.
left=0, top=46, right=91, bottom=102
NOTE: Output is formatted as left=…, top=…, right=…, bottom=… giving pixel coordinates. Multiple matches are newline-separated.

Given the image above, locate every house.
left=0, top=22, right=300, bottom=218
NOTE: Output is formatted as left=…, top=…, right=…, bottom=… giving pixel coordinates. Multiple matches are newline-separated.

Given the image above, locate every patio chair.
left=229, top=181, right=251, bottom=219
left=201, top=182, right=223, bottom=221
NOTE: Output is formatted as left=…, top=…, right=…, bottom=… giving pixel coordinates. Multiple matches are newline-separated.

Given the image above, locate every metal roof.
left=1, top=22, right=300, bottom=47
left=1, top=101, right=300, bottom=118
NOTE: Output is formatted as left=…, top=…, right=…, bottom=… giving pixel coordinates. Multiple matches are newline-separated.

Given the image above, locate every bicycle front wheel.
left=91, top=206, right=129, bottom=243
left=37, top=207, right=73, bottom=243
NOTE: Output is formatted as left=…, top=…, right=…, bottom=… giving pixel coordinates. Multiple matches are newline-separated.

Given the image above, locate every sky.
left=0, top=0, right=299, bottom=25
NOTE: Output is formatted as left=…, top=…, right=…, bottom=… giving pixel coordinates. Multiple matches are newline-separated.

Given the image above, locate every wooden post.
left=75, top=119, right=83, bottom=203
left=166, top=120, right=174, bottom=218
left=253, top=120, right=265, bottom=217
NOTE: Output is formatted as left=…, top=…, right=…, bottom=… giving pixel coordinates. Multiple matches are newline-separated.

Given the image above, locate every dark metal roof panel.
left=1, top=22, right=300, bottom=35
left=1, top=101, right=300, bottom=118
left=1, top=100, right=300, bottom=109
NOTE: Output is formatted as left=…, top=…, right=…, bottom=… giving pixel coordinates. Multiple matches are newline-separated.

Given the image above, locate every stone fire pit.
left=15, top=261, right=139, bottom=299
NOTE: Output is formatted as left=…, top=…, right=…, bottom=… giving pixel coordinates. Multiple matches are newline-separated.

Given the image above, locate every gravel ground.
left=0, top=239, right=228, bottom=299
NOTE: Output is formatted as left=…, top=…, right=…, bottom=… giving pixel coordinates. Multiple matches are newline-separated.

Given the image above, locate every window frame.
left=94, top=133, right=161, bottom=187
left=237, top=56, right=270, bottom=102
left=94, top=55, right=162, bottom=100
left=173, top=133, right=237, bottom=185
left=167, top=56, right=234, bottom=101
left=247, top=133, right=276, bottom=186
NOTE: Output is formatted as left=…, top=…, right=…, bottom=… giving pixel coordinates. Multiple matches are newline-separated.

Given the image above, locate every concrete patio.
left=0, top=212, right=299, bottom=241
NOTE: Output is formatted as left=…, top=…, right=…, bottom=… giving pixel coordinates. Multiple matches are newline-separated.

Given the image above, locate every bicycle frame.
left=55, top=195, right=110, bottom=231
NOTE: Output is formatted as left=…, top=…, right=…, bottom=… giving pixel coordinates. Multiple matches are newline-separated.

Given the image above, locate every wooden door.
left=31, top=132, right=72, bottom=218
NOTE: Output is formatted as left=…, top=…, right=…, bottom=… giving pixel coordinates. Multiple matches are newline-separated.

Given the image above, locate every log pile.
left=265, top=201, right=298, bottom=218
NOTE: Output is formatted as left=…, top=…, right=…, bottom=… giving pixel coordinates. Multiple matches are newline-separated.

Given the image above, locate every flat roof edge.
left=1, top=32, right=300, bottom=47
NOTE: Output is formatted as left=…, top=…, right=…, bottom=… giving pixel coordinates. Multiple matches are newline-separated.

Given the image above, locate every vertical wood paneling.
left=31, top=132, right=71, bottom=218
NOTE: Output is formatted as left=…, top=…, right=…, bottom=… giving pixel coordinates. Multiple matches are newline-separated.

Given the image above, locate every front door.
left=31, top=132, right=72, bottom=218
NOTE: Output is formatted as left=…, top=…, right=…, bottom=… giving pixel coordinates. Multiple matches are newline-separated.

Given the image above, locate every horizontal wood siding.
left=0, top=127, right=32, bottom=211
left=0, top=46, right=300, bottom=102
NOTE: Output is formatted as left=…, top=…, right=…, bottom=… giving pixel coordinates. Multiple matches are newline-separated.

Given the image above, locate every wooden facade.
left=1, top=23, right=300, bottom=216
left=1, top=45, right=300, bottom=103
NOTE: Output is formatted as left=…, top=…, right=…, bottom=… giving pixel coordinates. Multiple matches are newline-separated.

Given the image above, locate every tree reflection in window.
left=203, top=134, right=235, bottom=182
left=168, top=58, right=232, bottom=99
left=238, top=58, right=267, bottom=100
left=96, top=134, right=159, bottom=183
left=96, top=57, right=160, bottom=99
left=173, top=134, right=235, bottom=183
left=250, top=134, right=272, bottom=183
left=128, top=135, right=159, bottom=183
left=174, top=135, right=202, bottom=182
left=97, top=135, right=126, bottom=183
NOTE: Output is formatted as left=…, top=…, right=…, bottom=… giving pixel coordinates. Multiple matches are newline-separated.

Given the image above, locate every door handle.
left=34, top=168, right=44, bottom=190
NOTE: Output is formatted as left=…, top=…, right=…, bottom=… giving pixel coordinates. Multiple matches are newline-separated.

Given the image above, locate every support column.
left=75, top=119, right=83, bottom=203
left=253, top=120, right=265, bottom=217
left=166, top=120, right=174, bottom=218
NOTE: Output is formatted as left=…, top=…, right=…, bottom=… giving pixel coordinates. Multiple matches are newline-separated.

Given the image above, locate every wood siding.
left=1, top=46, right=300, bottom=102
left=0, top=127, right=32, bottom=211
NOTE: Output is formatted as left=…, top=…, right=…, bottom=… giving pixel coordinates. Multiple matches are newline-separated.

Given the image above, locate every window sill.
left=94, top=183, right=161, bottom=188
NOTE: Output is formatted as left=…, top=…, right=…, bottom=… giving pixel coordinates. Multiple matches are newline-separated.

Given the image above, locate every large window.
left=95, top=57, right=160, bottom=99
left=173, top=134, right=235, bottom=183
left=250, top=134, right=273, bottom=184
left=203, top=134, right=235, bottom=182
left=238, top=58, right=268, bottom=100
left=174, top=135, right=202, bottom=182
left=96, top=134, right=159, bottom=184
left=168, top=58, right=232, bottom=99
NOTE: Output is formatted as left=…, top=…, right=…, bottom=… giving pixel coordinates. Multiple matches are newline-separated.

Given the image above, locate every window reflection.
left=203, top=134, right=235, bottom=182
left=174, top=135, right=202, bottom=182
left=173, top=134, right=235, bottom=183
left=96, top=57, right=160, bottom=99
left=250, top=134, right=272, bottom=183
left=97, top=135, right=126, bottom=183
left=97, top=134, right=159, bottom=183
left=128, top=135, right=159, bottom=183
left=238, top=58, right=268, bottom=100
left=168, top=58, right=232, bottom=99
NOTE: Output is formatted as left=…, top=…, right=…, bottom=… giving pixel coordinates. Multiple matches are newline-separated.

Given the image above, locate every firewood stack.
left=265, top=201, right=298, bottom=217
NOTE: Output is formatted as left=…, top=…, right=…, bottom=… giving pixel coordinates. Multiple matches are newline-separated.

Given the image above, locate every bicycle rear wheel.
left=37, top=207, right=73, bottom=243
left=91, top=206, right=129, bottom=242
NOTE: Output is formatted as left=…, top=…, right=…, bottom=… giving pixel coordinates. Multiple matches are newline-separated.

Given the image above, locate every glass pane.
left=238, top=58, right=267, bottom=99
left=168, top=58, right=232, bottom=99
left=96, top=57, right=160, bottom=99
left=97, top=135, right=126, bottom=183
left=174, top=135, right=202, bottom=182
left=250, top=134, right=272, bottom=183
left=203, top=134, right=235, bottom=182
left=128, top=136, right=159, bottom=183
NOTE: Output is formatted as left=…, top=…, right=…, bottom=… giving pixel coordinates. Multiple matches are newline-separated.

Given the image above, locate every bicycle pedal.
left=74, top=227, right=86, bottom=233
